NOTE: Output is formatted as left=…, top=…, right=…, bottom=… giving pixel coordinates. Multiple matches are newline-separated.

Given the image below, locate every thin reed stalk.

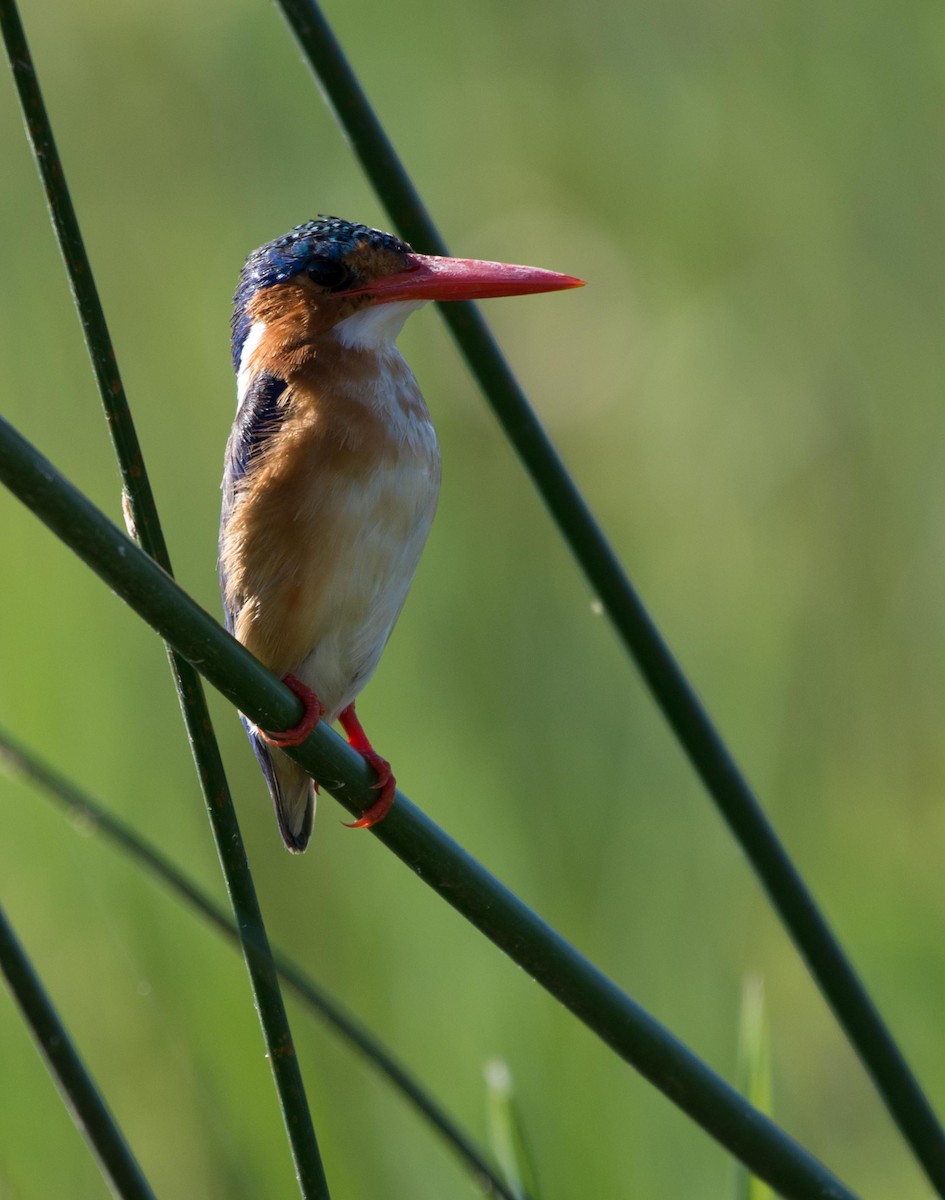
left=0, top=903, right=156, bottom=1200
left=0, top=4, right=328, bottom=1194
left=272, top=3, right=945, bottom=1192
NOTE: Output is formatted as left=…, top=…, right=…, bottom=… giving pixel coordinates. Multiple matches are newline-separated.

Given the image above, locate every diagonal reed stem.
left=0, top=902, right=156, bottom=1200
left=0, top=413, right=860, bottom=1200
left=0, top=4, right=328, bottom=1195
left=0, top=725, right=527, bottom=1200
left=272, top=2, right=945, bottom=1192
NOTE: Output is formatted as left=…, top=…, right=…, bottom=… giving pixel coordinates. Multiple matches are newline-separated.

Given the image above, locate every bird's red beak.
left=346, top=252, right=585, bottom=304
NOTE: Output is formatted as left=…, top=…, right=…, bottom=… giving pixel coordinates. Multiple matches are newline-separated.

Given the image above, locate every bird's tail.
left=246, top=721, right=315, bottom=853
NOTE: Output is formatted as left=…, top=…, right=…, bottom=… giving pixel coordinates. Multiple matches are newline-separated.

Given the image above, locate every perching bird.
left=220, top=216, right=583, bottom=852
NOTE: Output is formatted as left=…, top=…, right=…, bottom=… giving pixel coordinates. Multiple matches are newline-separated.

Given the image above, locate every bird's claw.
left=259, top=674, right=324, bottom=748
left=343, top=752, right=396, bottom=828
left=338, top=703, right=396, bottom=827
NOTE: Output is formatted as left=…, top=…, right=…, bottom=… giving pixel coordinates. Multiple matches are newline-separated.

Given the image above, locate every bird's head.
left=232, top=216, right=584, bottom=368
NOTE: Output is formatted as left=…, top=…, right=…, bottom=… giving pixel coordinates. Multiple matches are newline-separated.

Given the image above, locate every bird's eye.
left=306, top=258, right=350, bottom=290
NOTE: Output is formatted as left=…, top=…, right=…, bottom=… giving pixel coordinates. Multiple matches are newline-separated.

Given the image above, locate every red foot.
left=338, top=703, right=397, bottom=828
left=259, top=674, right=324, bottom=748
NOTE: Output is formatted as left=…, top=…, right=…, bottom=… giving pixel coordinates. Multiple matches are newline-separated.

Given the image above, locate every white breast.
left=295, top=344, right=440, bottom=718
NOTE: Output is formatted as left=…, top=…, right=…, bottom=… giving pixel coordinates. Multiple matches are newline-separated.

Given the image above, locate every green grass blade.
left=271, top=5, right=945, bottom=1191
left=0, top=903, right=157, bottom=1200
left=735, top=978, right=774, bottom=1200
left=0, top=724, right=524, bottom=1200
left=484, top=1059, right=539, bottom=1200
left=0, top=5, right=329, bottom=1195
left=0, top=412, right=862, bottom=1200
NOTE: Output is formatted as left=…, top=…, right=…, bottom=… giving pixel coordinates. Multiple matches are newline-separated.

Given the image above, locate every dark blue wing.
left=221, top=371, right=287, bottom=519
left=219, top=369, right=288, bottom=629
left=219, top=369, right=314, bottom=848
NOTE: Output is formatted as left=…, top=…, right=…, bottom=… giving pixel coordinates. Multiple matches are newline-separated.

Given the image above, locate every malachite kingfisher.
left=220, top=216, right=583, bottom=852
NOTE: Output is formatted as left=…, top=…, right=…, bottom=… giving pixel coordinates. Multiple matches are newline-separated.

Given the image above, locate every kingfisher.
left=220, top=216, right=583, bottom=852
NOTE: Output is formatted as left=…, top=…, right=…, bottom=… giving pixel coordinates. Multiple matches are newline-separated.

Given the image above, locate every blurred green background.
left=2, top=0, right=945, bottom=1195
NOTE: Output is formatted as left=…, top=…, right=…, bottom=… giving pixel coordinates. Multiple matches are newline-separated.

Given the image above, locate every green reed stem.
left=272, top=3, right=945, bottom=1192
left=0, top=5, right=328, bottom=1195
left=0, top=902, right=157, bottom=1200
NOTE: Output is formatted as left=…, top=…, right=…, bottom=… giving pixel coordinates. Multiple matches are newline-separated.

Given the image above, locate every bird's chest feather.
left=223, top=346, right=440, bottom=698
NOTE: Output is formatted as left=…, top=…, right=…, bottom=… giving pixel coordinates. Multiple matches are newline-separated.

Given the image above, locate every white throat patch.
left=334, top=300, right=427, bottom=352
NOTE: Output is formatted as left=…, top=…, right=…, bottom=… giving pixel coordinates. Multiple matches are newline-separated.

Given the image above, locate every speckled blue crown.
left=243, top=217, right=411, bottom=291
left=231, top=217, right=412, bottom=366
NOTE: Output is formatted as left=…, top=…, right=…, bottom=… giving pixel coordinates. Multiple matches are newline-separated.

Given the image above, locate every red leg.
left=337, top=703, right=396, bottom=828
left=258, top=674, right=324, bottom=748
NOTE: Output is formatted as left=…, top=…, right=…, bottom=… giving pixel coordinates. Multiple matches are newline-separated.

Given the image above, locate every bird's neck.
left=238, top=310, right=434, bottom=457
left=235, top=282, right=436, bottom=456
